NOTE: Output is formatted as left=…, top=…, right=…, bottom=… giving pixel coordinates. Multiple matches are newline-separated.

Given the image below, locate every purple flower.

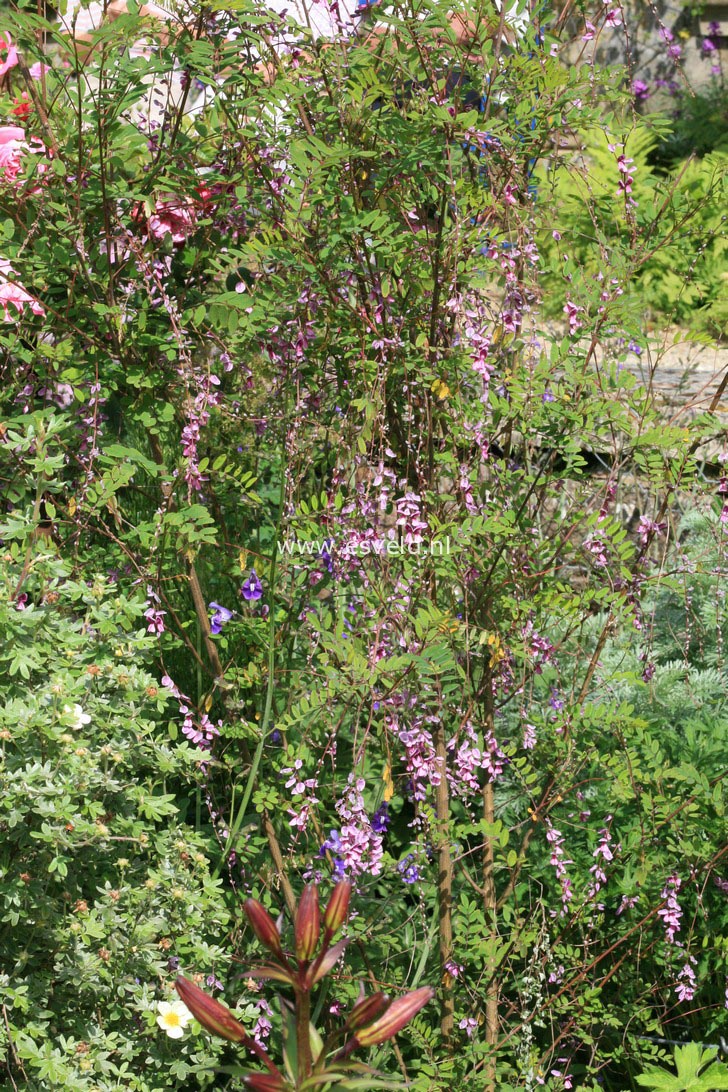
left=241, top=569, right=263, bottom=601
left=332, top=856, right=347, bottom=880
left=319, top=829, right=342, bottom=856
left=549, top=687, right=564, bottom=712
left=701, top=37, right=717, bottom=54
left=209, top=601, right=233, bottom=635
left=398, top=854, right=420, bottom=884
left=632, top=80, right=650, bottom=102
left=319, top=539, right=334, bottom=573
left=371, top=802, right=390, bottom=833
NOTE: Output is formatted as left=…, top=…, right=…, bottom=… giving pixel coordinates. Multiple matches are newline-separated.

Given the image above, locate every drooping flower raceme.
left=658, top=873, right=683, bottom=943
left=334, top=775, right=384, bottom=878
left=545, top=819, right=574, bottom=914
left=675, top=956, right=697, bottom=1003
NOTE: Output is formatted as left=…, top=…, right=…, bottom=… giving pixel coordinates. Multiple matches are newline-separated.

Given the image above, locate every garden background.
left=0, top=0, right=727, bottom=1089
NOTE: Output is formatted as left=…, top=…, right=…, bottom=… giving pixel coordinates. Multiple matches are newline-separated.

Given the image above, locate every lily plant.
left=175, top=880, right=433, bottom=1091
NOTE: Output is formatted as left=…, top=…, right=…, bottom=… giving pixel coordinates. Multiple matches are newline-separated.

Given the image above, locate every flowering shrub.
left=0, top=2, right=726, bottom=1090
left=0, top=516, right=231, bottom=1088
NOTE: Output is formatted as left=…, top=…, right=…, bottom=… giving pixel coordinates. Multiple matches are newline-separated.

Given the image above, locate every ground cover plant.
left=0, top=0, right=726, bottom=1089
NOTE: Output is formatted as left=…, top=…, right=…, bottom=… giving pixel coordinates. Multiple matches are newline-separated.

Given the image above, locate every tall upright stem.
left=296, top=986, right=313, bottom=1087
left=434, top=718, right=455, bottom=1048
left=482, top=664, right=499, bottom=1091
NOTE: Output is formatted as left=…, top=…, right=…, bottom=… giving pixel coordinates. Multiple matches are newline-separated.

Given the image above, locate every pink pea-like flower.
left=563, top=300, right=582, bottom=334
left=503, top=182, right=518, bottom=206
left=0, top=33, right=19, bottom=77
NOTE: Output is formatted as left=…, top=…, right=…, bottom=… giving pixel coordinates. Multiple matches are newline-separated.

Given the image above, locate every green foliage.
left=651, top=81, right=728, bottom=165
left=0, top=2, right=725, bottom=1089
left=0, top=530, right=232, bottom=1090
left=537, top=125, right=728, bottom=334
left=637, top=1045, right=728, bottom=1092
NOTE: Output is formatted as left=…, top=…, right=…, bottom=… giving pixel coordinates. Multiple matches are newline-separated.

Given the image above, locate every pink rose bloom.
left=29, top=61, right=51, bottom=80
left=0, top=34, right=19, bottom=77
left=0, top=258, right=45, bottom=322
left=148, top=198, right=197, bottom=244
left=0, top=125, right=26, bottom=183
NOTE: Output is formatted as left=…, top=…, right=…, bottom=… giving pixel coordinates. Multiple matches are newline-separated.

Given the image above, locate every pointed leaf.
left=280, top=998, right=298, bottom=1085
left=310, top=937, right=350, bottom=985
left=309, top=1021, right=325, bottom=1065
left=247, top=963, right=298, bottom=986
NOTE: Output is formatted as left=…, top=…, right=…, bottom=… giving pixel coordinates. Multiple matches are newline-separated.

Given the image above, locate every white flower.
left=156, top=998, right=192, bottom=1039
left=62, top=704, right=92, bottom=730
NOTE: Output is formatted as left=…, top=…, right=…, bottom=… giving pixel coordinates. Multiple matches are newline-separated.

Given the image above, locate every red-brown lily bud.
left=346, top=991, right=390, bottom=1031
left=294, top=883, right=320, bottom=961
left=322, top=880, right=351, bottom=937
left=353, top=986, right=434, bottom=1047
left=244, top=898, right=284, bottom=958
left=175, top=976, right=248, bottom=1043
left=243, top=1074, right=287, bottom=1092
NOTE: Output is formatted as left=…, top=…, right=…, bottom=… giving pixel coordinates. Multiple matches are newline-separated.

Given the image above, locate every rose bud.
left=353, top=986, right=435, bottom=1047
left=322, top=880, right=351, bottom=937
left=243, top=1075, right=287, bottom=1092
left=244, top=898, right=285, bottom=958
left=175, top=976, right=248, bottom=1042
left=294, top=884, right=320, bottom=961
left=346, top=991, right=390, bottom=1031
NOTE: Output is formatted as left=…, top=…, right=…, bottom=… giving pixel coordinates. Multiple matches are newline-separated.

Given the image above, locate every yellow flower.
left=156, top=998, right=192, bottom=1039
